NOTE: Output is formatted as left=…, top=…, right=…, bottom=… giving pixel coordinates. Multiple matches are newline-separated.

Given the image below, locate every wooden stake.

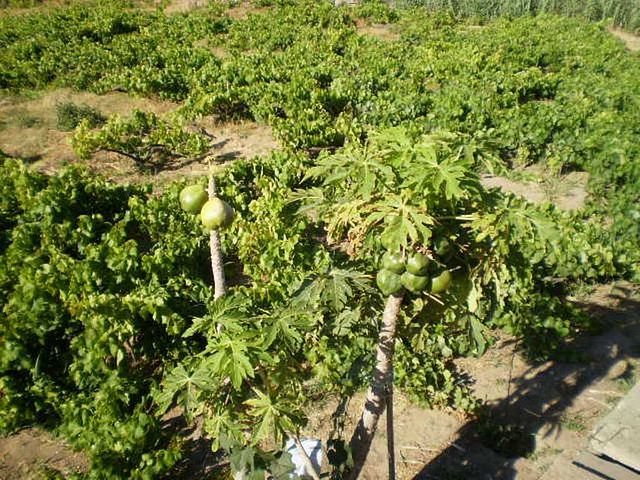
left=387, top=381, right=396, bottom=480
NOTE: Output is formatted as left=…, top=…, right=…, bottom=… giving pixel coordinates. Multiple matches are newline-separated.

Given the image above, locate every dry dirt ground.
left=357, top=21, right=400, bottom=42
left=610, top=28, right=640, bottom=51
left=2, top=283, right=637, bottom=479
left=0, top=429, right=88, bottom=479
left=0, top=89, right=177, bottom=174
left=0, top=89, right=278, bottom=183
left=481, top=167, right=589, bottom=211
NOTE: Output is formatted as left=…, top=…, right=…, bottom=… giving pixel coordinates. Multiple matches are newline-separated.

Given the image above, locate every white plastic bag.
left=284, top=438, right=323, bottom=479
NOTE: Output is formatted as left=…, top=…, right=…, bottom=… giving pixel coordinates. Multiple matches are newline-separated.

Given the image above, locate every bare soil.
left=225, top=3, right=268, bottom=21
left=357, top=21, right=400, bottom=42
left=300, top=282, right=640, bottom=479
left=0, top=428, right=88, bottom=480
left=163, top=0, right=209, bottom=14
left=609, top=28, right=640, bottom=51
left=481, top=167, right=589, bottom=210
left=0, top=89, right=178, bottom=174
left=0, top=89, right=278, bottom=183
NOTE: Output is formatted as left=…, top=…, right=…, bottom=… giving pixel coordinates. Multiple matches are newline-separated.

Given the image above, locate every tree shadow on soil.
left=161, top=409, right=228, bottom=479
left=413, top=286, right=640, bottom=480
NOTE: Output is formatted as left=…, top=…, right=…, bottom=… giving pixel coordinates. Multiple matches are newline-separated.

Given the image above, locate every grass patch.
left=397, top=0, right=640, bottom=33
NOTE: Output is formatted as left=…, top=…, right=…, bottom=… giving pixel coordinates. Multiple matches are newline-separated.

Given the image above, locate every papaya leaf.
left=245, top=389, right=301, bottom=445
left=207, top=333, right=256, bottom=390
left=155, top=364, right=217, bottom=419
left=469, top=316, right=487, bottom=356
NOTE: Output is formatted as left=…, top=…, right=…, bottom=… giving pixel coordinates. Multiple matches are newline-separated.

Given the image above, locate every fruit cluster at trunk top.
left=179, top=184, right=234, bottom=230
left=376, top=239, right=452, bottom=297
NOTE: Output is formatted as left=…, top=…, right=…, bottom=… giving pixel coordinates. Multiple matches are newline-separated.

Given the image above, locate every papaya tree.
left=293, top=126, right=547, bottom=477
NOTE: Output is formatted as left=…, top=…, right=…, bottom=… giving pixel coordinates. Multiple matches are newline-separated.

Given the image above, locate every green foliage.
left=0, top=158, right=214, bottom=476
left=1, top=2, right=640, bottom=477
left=56, top=101, right=105, bottom=131
left=0, top=2, right=229, bottom=98
left=352, top=0, right=400, bottom=24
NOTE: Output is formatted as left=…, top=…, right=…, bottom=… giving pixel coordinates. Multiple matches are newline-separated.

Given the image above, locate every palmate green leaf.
left=325, top=197, right=374, bottom=245
left=207, top=333, right=256, bottom=390
left=269, top=452, right=295, bottom=480
left=468, top=316, right=487, bottom=356
left=376, top=194, right=436, bottom=248
left=373, top=129, right=454, bottom=168
left=333, top=307, right=361, bottom=336
left=230, top=445, right=258, bottom=478
left=244, top=389, right=301, bottom=445
left=183, top=294, right=252, bottom=338
left=401, top=145, right=479, bottom=202
left=369, top=126, right=415, bottom=156
left=204, top=410, right=246, bottom=452
left=288, top=187, right=326, bottom=217
left=324, top=269, right=355, bottom=311
left=325, top=194, right=437, bottom=252
left=261, top=307, right=308, bottom=350
left=470, top=196, right=561, bottom=252
left=291, top=268, right=374, bottom=312
left=155, top=363, right=217, bottom=418
left=305, top=145, right=397, bottom=201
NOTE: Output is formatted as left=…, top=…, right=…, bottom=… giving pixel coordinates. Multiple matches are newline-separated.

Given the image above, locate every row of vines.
left=1, top=0, right=639, bottom=478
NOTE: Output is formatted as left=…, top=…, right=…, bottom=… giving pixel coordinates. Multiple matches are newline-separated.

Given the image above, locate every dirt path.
left=301, top=282, right=640, bottom=479
left=481, top=167, right=589, bottom=210
left=0, top=89, right=177, bottom=174
left=609, top=28, right=640, bottom=51
left=0, top=429, right=88, bottom=479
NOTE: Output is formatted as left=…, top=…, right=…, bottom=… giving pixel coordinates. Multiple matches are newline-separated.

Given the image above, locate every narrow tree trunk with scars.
left=348, top=291, right=404, bottom=480
left=208, top=175, right=227, bottom=300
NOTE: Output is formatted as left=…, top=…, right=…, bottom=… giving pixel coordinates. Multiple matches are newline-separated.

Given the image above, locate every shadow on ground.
left=161, top=410, right=227, bottom=479
left=413, top=285, right=640, bottom=480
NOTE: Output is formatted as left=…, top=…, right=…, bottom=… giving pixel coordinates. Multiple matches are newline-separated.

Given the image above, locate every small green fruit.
left=201, top=197, right=234, bottom=230
left=431, top=270, right=452, bottom=294
left=434, top=237, right=452, bottom=257
left=376, top=269, right=403, bottom=296
left=381, top=230, right=396, bottom=250
left=406, top=253, right=431, bottom=275
left=401, top=271, right=429, bottom=294
left=381, top=251, right=405, bottom=274
left=179, top=185, right=208, bottom=214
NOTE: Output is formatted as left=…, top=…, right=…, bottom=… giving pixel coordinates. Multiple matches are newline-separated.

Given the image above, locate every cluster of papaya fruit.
left=375, top=237, right=452, bottom=297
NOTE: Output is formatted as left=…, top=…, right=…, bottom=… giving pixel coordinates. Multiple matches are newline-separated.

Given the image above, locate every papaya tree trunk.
left=207, top=175, right=227, bottom=300
left=347, top=291, right=404, bottom=480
